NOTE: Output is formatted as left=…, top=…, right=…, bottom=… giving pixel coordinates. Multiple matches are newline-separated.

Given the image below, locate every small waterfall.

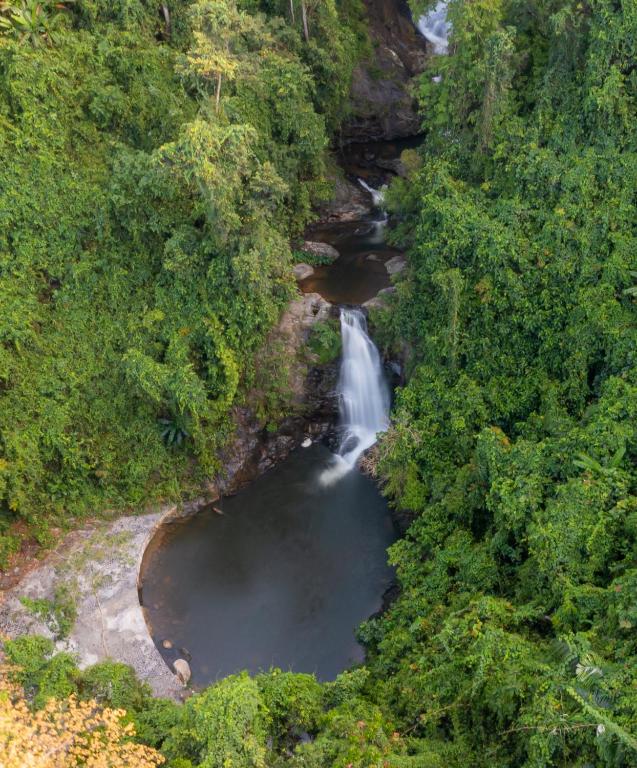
left=320, top=309, right=389, bottom=485
left=358, top=178, right=387, bottom=208
left=417, top=1, right=450, bottom=55
left=369, top=211, right=388, bottom=245
left=357, top=178, right=388, bottom=244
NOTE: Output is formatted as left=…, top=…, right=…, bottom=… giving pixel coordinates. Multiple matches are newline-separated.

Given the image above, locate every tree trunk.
left=215, top=71, right=222, bottom=112
left=301, top=0, right=309, bottom=42
left=289, top=0, right=295, bottom=24
left=161, top=3, right=171, bottom=38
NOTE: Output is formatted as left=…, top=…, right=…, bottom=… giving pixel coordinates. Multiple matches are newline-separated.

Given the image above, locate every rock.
left=302, top=437, right=312, bottom=448
left=317, top=174, right=372, bottom=222
left=278, top=293, right=332, bottom=338
left=385, top=255, right=407, bottom=275
left=375, top=157, right=407, bottom=177
left=173, top=658, right=191, bottom=685
left=302, top=241, right=340, bottom=262
left=366, top=253, right=380, bottom=261
left=363, top=286, right=397, bottom=310
left=293, top=263, right=314, bottom=281
left=342, top=0, right=427, bottom=142
left=162, top=639, right=173, bottom=649
left=213, top=292, right=338, bottom=497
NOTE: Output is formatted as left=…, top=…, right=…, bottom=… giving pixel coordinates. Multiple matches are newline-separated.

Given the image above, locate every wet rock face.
left=213, top=293, right=339, bottom=497
left=317, top=174, right=372, bottom=222
left=342, top=0, right=427, bottom=142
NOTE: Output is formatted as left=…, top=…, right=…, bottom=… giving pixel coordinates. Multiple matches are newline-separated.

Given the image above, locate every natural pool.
left=139, top=444, right=396, bottom=686
left=299, top=217, right=400, bottom=305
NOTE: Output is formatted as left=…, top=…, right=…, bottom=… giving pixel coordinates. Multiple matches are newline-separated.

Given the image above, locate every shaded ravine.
left=139, top=445, right=396, bottom=685
left=140, top=326, right=395, bottom=685
left=139, top=137, right=410, bottom=687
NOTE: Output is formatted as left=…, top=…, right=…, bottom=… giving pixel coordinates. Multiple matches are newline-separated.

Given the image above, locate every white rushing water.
left=369, top=211, right=389, bottom=245
left=416, top=1, right=450, bottom=55
left=358, top=178, right=388, bottom=208
left=320, top=309, right=390, bottom=485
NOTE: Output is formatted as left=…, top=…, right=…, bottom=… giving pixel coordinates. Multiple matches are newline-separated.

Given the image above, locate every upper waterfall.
left=417, top=1, right=450, bottom=55
left=358, top=178, right=388, bottom=208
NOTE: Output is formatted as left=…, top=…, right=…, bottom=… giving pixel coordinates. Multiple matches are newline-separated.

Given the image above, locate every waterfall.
left=320, top=309, right=389, bottom=485
left=358, top=178, right=387, bottom=208
left=357, top=178, right=389, bottom=244
left=417, top=1, right=450, bottom=55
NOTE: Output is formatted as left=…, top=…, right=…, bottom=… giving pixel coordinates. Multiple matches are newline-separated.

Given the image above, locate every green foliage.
left=80, top=660, right=151, bottom=711
left=0, top=0, right=361, bottom=545
left=0, top=0, right=74, bottom=47
left=165, top=672, right=270, bottom=767
left=19, top=583, right=77, bottom=639
left=370, top=0, right=637, bottom=764
left=307, top=318, right=342, bottom=365
left=257, top=669, right=323, bottom=746
left=132, top=696, right=182, bottom=750
left=0, top=528, right=19, bottom=569
left=2, top=636, right=79, bottom=708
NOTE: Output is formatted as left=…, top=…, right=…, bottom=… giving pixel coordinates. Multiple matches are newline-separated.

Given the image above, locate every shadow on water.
left=140, top=444, right=396, bottom=686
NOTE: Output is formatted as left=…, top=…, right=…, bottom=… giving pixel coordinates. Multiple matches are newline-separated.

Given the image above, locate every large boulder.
left=301, top=241, right=340, bottom=261
left=385, top=255, right=407, bottom=275
left=293, top=263, right=315, bottom=281
left=173, top=658, right=191, bottom=685
left=363, top=286, right=397, bottom=310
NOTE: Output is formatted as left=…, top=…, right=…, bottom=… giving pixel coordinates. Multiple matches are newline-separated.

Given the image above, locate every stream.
left=140, top=138, right=411, bottom=687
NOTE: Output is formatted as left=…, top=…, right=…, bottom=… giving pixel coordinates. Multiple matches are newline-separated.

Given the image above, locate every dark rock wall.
left=342, top=0, right=427, bottom=142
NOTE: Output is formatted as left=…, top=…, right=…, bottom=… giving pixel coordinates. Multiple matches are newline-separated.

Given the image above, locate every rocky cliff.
left=342, top=0, right=427, bottom=142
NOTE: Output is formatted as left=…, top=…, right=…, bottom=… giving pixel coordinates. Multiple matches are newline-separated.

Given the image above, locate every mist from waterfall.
left=320, top=309, right=389, bottom=485
left=417, top=1, right=450, bottom=55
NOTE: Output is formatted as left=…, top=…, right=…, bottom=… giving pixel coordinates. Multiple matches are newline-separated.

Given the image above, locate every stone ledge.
left=0, top=504, right=190, bottom=699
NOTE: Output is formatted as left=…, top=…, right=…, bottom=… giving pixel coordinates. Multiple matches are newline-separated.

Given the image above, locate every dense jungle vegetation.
left=0, top=0, right=366, bottom=558
left=2, top=0, right=637, bottom=767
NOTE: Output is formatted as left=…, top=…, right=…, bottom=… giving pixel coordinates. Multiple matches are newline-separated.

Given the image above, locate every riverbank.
left=0, top=290, right=339, bottom=697
left=0, top=0, right=426, bottom=695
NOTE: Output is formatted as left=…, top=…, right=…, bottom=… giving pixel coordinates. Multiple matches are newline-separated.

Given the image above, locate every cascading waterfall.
left=416, top=1, right=450, bottom=55
left=320, top=309, right=389, bottom=485
left=358, top=178, right=388, bottom=208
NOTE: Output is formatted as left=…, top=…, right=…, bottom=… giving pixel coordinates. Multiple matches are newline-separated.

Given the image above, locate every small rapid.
left=358, top=178, right=387, bottom=208
left=417, top=1, right=450, bottom=55
left=320, top=309, right=389, bottom=485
